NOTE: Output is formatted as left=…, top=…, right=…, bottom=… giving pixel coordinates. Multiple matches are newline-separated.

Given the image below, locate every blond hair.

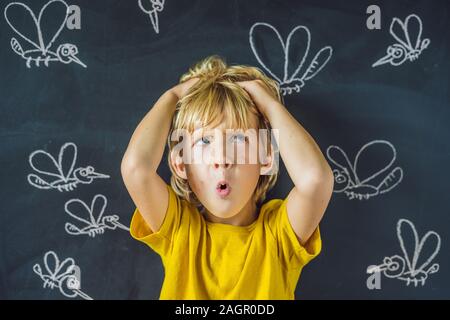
left=168, top=55, right=281, bottom=205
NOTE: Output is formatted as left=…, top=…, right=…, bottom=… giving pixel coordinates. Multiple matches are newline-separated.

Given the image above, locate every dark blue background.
left=1, top=0, right=449, bottom=299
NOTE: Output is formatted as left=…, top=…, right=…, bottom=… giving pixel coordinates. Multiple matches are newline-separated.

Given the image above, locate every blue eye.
left=231, top=134, right=247, bottom=143
left=195, top=136, right=211, bottom=145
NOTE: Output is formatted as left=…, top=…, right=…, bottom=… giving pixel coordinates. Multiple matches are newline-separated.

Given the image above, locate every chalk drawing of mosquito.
left=372, top=14, right=430, bottom=67
left=27, top=142, right=109, bottom=192
left=249, top=22, right=332, bottom=95
left=4, top=0, right=86, bottom=68
left=138, top=0, right=165, bottom=34
left=326, top=140, right=403, bottom=200
left=65, top=194, right=129, bottom=237
left=33, top=250, right=93, bottom=299
left=367, top=219, right=440, bottom=287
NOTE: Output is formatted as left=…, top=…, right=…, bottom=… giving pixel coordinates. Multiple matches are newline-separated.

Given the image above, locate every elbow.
left=319, top=164, right=335, bottom=196
left=309, top=162, right=334, bottom=182
left=120, top=158, right=134, bottom=182
left=121, top=155, right=143, bottom=180
left=301, top=164, right=335, bottom=196
left=324, top=165, right=335, bottom=197
left=120, top=160, right=142, bottom=189
left=121, top=155, right=157, bottom=183
left=322, top=163, right=334, bottom=187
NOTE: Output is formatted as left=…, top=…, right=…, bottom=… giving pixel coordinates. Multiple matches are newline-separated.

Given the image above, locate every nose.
left=212, top=138, right=232, bottom=169
left=214, top=161, right=231, bottom=169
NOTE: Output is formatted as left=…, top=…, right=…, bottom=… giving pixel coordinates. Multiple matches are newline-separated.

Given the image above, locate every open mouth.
left=216, top=181, right=231, bottom=197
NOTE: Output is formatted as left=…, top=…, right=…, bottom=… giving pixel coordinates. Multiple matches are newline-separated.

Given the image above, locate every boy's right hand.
left=170, top=77, right=200, bottom=100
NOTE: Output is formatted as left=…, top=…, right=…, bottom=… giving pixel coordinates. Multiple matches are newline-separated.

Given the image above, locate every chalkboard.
left=1, top=0, right=449, bottom=299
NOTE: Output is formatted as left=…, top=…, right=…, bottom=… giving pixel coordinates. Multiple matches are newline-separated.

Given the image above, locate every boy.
left=121, top=55, right=334, bottom=299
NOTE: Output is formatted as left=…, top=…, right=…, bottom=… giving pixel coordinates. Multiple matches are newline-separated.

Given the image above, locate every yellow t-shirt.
left=130, top=186, right=322, bottom=300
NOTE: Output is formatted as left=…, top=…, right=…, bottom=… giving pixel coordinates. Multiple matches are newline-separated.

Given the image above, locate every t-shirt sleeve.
left=266, top=198, right=322, bottom=271
left=129, top=185, right=183, bottom=258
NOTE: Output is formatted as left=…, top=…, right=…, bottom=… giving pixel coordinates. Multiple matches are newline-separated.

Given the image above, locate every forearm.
left=265, top=103, right=333, bottom=189
left=121, top=90, right=178, bottom=172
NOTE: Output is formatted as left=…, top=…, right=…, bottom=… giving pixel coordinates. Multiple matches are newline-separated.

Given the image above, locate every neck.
left=202, top=197, right=258, bottom=227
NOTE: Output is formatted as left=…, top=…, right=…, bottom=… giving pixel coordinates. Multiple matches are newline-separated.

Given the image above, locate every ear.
left=259, top=144, right=277, bottom=176
left=170, top=148, right=188, bottom=180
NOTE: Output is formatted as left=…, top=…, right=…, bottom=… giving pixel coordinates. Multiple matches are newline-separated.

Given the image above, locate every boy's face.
left=182, top=114, right=269, bottom=218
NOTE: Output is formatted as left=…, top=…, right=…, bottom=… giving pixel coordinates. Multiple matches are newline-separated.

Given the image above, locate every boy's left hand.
left=237, top=80, right=280, bottom=117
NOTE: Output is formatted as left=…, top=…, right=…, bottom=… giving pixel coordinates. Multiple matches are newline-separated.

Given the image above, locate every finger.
left=236, top=81, right=251, bottom=91
left=236, top=80, right=250, bottom=86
